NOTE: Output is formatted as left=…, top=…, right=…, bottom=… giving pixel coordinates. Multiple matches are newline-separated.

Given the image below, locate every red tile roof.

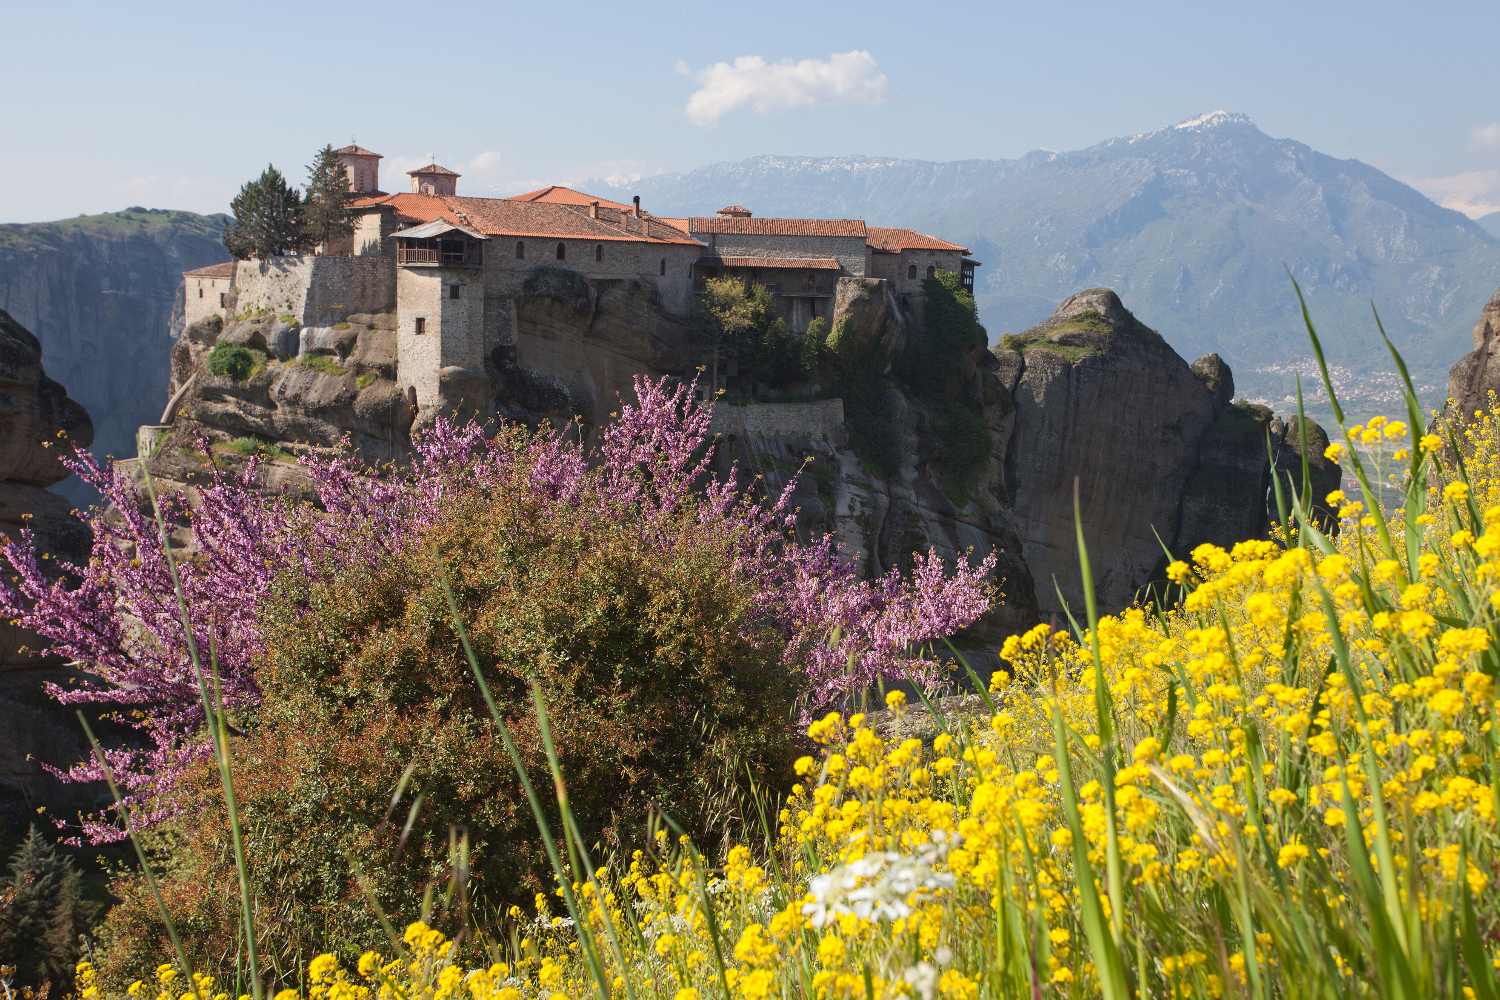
left=866, top=227, right=969, bottom=253
left=690, top=217, right=866, bottom=237
left=409, top=163, right=460, bottom=176
left=656, top=218, right=690, bottom=232
left=336, top=144, right=381, bottom=157
left=697, top=255, right=841, bottom=270
left=352, top=192, right=700, bottom=245
left=183, top=262, right=234, bottom=278
left=505, top=186, right=633, bottom=211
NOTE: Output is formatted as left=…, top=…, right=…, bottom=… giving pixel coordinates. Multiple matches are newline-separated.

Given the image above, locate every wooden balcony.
left=396, top=238, right=482, bottom=268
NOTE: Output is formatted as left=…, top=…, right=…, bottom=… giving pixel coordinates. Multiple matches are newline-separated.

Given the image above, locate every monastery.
left=182, top=144, right=979, bottom=410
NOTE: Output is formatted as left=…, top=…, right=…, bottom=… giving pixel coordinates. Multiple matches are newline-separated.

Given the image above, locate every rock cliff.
left=0, top=308, right=96, bottom=804
left=720, top=286, right=1339, bottom=633
left=1441, top=286, right=1500, bottom=425
left=0, top=209, right=229, bottom=507
left=151, top=271, right=1334, bottom=653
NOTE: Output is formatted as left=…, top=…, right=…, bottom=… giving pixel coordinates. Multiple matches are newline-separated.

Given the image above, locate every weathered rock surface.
left=0, top=308, right=96, bottom=804
left=1443, top=286, right=1500, bottom=426
left=0, top=210, right=229, bottom=507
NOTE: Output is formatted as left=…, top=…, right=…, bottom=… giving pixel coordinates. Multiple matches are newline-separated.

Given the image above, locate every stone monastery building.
left=184, top=144, right=979, bottom=412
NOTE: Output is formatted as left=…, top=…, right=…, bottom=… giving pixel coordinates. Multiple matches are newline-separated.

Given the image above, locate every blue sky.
left=4, top=0, right=1498, bottom=223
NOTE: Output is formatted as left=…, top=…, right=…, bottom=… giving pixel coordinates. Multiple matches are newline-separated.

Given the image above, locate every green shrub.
left=356, top=372, right=376, bottom=389
left=206, top=341, right=264, bottom=381
left=333, top=320, right=350, bottom=331
left=295, top=353, right=345, bottom=376
left=94, top=454, right=800, bottom=973
left=697, top=278, right=801, bottom=388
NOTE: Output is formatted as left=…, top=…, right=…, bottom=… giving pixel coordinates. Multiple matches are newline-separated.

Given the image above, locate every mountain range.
left=0, top=208, right=230, bottom=506
left=596, top=112, right=1500, bottom=416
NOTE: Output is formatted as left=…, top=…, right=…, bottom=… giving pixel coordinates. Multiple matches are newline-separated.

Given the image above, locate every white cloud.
left=1406, top=169, right=1500, bottom=219
left=683, top=50, right=894, bottom=127
left=1470, top=123, right=1500, bottom=149
left=465, top=150, right=505, bottom=174
left=675, top=60, right=691, bottom=76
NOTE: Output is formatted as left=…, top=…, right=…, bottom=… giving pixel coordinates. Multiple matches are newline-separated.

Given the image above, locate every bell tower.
left=335, top=142, right=383, bottom=194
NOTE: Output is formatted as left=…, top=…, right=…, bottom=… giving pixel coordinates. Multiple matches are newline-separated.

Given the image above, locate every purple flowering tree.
left=1, top=376, right=995, bottom=842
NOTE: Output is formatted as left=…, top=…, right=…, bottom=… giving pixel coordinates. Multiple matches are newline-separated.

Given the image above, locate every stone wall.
left=697, top=233, right=870, bottom=275
left=868, top=249, right=966, bottom=292
left=233, top=255, right=396, bottom=326
left=183, top=270, right=233, bottom=328
left=708, top=398, right=845, bottom=445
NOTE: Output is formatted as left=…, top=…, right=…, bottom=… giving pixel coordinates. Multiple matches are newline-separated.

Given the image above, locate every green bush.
left=295, top=353, right=345, bottom=376
left=93, top=446, right=800, bottom=975
left=697, top=278, right=801, bottom=388
left=206, top=341, right=264, bottom=381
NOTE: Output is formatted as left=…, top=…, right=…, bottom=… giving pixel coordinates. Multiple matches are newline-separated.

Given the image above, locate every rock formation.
left=0, top=308, right=95, bottom=805
left=1442, top=286, right=1500, bottom=425
left=150, top=273, right=1336, bottom=655
left=0, top=209, right=229, bottom=507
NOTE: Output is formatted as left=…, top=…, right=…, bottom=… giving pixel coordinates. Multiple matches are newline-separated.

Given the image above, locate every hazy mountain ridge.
left=0, top=208, right=230, bottom=505
left=599, top=114, right=1500, bottom=413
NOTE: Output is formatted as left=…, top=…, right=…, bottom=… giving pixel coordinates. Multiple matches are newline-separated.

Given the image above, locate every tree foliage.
left=0, top=827, right=85, bottom=990
left=697, top=278, right=801, bottom=390
left=222, top=165, right=305, bottom=259
left=300, top=144, right=356, bottom=251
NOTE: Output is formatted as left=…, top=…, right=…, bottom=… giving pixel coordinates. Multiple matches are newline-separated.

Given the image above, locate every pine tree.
left=301, top=144, right=356, bottom=253
left=0, top=827, right=85, bottom=990
left=222, top=165, right=305, bottom=259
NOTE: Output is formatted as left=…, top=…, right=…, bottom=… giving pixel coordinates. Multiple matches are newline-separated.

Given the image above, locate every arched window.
left=907, top=264, right=916, bottom=280
left=556, top=243, right=566, bottom=260
left=926, top=265, right=936, bottom=279
left=660, top=258, right=666, bottom=276
left=516, top=241, right=525, bottom=259
left=595, top=244, right=603, bottom=262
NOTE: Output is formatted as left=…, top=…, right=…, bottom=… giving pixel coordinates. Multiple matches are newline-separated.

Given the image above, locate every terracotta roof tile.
left=183, top=261, right=234, bottom=278
left=866, top=227, right=969, bottom=253
left=335, top=144, right=381, bottom=157
left=354, top=193, right=702, bottom=245
left=505, top=186, right=633, bottom=211
left=690, top=217, right=866, bottom=237
left=409, top=163, right=461, bottom=176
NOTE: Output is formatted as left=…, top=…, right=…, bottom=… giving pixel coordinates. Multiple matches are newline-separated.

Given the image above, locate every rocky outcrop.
left=0, top=308, right=96, bottom=804
left=150, top=270, right=694, bottom=491
left=989, top=290, right=1339, bottom=614
left=0, top=210, right=229, bottom=507
left=1443, top=286, right=1500, bottom=426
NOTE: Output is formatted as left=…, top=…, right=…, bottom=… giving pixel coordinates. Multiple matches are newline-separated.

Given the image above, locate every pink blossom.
left=0, top=376, right=996, bottom=842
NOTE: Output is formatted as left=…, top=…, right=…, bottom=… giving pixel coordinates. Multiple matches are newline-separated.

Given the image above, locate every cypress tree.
left=222, top=165, right=305, bottom=259
left=301, top=144, right=356, bottom=252
left=0, top=826, right=85, bottom=990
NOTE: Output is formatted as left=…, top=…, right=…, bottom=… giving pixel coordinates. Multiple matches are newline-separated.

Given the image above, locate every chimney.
left=632, top=195, right=641, bottom=218
left=590, top=200, right=599, bottom=219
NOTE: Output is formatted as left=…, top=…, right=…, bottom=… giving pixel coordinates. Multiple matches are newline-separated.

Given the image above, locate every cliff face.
left=0, top=308, right=95, bottom=803
left=0, top=209, right=229, bottom=506
left=1442, top=286, right=1500, bottom=424
left=153, top=271, right=1330, bottom=652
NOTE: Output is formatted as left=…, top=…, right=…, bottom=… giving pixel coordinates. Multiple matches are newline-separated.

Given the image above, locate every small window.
left=516, top=241, right=525, bottom=259
left=926, top=265, right=936, bottom=279
left=556, top=242, right=566, bottom=261
left=449, top=285, right=461, bottom=300
left=907, top=264, right=916, bottom=280
left=415, top=317, right=426, bottom=335
left=595, top=244, right=603, bottom=262
left=219, top=293, right=226, bottom=308
left=660, top=258, right=666, bottom=276
left=199, top=288, right=204, bottom=298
